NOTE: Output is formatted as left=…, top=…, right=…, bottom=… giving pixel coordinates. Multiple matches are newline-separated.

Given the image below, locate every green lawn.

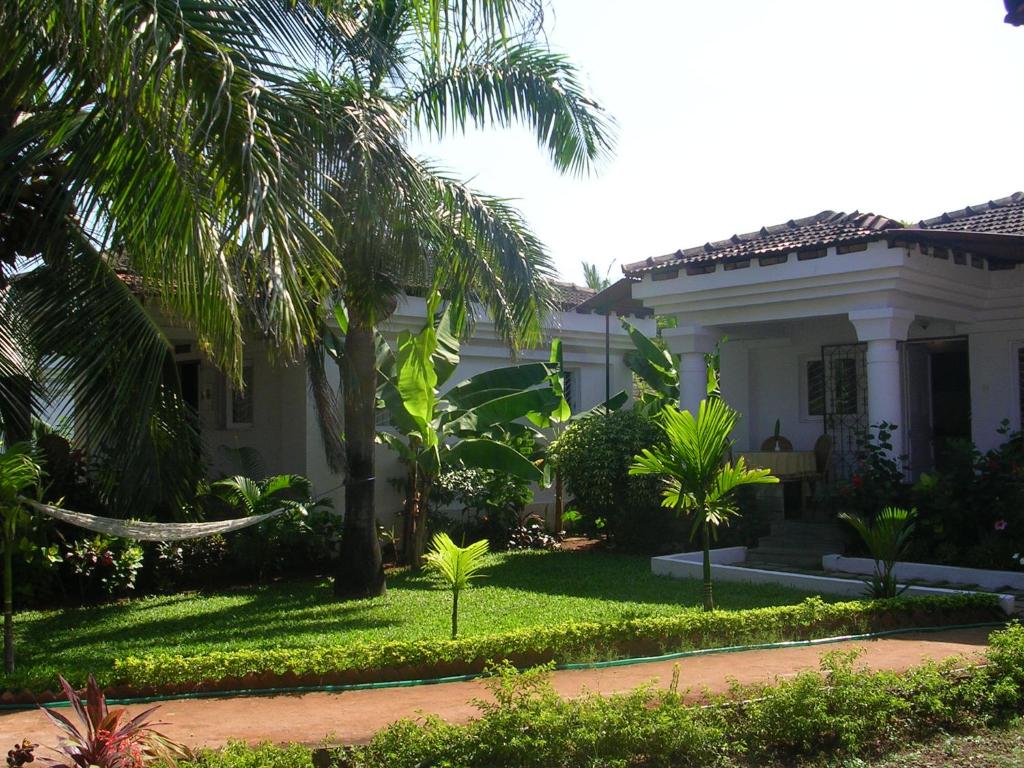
left=858, top=720, right=1024, bottom=768
left=10, top=550, right=823, bottom=690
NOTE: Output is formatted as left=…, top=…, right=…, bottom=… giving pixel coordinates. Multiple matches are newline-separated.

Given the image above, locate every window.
left=802, top=356, right=859, bottom=419
left=227, top=364, right=254, bottom=427
left=563, top=369, right=578, bottom=412
left=805, top=359, right=825, bottom=418
left=831, top=357, right=859, bottom=415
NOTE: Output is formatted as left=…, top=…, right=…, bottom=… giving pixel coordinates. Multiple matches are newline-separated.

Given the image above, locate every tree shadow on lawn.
left=18, top=581, right=409, bottom=658
left=408, top=550, right=824, bottom=611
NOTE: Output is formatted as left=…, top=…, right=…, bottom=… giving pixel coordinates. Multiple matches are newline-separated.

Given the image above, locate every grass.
left=9, top=549, right=824, bottom=691
left=855, top=719, right=1024, bottom=768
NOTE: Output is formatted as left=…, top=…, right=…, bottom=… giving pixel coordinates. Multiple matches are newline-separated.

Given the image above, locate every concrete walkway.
left=0, top=627, right=992, bottom=749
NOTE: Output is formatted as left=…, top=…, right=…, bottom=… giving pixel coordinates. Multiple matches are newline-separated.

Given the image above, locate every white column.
left=864, top=338, right=903, bottom=430
left=678, top=351, right=708, bottom=415
left=848, top=308, right=915, bottom=439
left=662, top=324, right=720, bottom=414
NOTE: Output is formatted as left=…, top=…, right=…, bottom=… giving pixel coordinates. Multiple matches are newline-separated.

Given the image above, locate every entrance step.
left=743, top=547, right=827, bottom=571
left=745, top=521, right=847, bottom=571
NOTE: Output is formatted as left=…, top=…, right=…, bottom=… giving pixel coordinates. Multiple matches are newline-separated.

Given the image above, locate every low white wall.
left=823, top=554, right=1024, bottom=592
left=651, top=550, right=1015, bottom=615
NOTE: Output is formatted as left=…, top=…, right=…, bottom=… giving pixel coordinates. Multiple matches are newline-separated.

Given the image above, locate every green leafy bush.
left=178, top=623, right=1024, bottom=768
left=110, top=594, right=1000, bottom=692
left=549, top=410, right=671, bottom=548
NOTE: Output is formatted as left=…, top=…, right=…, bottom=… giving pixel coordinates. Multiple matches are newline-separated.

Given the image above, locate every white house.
left=161, top=284, right=653, bottom=524
left=600, top=192, right=1024, bottom=481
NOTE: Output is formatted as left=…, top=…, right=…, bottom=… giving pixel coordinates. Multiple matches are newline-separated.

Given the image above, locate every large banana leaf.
left=445, top=438, right=543, bottom=481
left=444, top=362, right=552, bottom=410
left=432, top=302, right=462, bottom=388
left=545, top=338, right=572, bottom=424
left=445, top=388, right=561, bottom=434
left=622, top=319, right=679, bottom=399
left=395, top=327, right=439, bottom=447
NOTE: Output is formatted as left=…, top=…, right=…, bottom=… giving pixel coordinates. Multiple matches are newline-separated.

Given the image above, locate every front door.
left=903, top=338, right=971, bottom=478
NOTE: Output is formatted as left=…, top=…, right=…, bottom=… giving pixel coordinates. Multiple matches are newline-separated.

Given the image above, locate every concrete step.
left=769, top=521, right=847, bottom=540
left=755, top=536, right=843, bottom=554
left=744, top=547, right=825, bottom=570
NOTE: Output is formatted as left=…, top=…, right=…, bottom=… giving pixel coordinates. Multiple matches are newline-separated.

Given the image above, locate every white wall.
left=966, top=323, right=1024, bottom=451
left=296, top=298, right=652, bottom=528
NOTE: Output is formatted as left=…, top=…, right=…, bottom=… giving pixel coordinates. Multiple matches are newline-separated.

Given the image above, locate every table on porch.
left=737, top=451, right=817, bottom=480
left=737, top=450, right=817, bottom=518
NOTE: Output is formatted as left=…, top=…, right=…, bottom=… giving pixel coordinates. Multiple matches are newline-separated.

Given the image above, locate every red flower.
left=851, top=474, right=864, bottom=489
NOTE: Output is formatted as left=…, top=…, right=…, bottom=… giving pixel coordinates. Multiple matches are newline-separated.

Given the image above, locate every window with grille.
left=563, top=370, right=578, bottom=412
left=805, top=359, right=825, bottom=417
left=227, top=364, right=254, bottom=427
left=831, top=357, right=859, bottom=415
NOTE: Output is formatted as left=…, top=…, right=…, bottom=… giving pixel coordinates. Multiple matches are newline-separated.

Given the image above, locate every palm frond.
left=409, top=42, right=615, bottom=176
left=10, top=232, right=200, bottom=518
left=424, top=532, right=489, bottom=590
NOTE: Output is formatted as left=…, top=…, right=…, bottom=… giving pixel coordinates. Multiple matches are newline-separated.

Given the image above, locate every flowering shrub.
left=50, top=535, right=145, bottom=602
left=908, top=421, right=1024, bottom=569
left=833, top=423, right=909, bottom=519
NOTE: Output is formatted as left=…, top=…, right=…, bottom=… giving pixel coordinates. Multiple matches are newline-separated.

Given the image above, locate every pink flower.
left=995, top=519, right=1009, bottom=531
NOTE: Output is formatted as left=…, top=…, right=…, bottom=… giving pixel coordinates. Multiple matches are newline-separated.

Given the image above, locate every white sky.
left=412, top=0, right=1024, bottom=285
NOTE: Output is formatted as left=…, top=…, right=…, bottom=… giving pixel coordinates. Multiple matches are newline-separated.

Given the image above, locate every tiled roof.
left=623, top=211, right=902, bottom=274
left=917, top=192, right=1024, bottom=235
left=552, top=280, right=597, bottom=309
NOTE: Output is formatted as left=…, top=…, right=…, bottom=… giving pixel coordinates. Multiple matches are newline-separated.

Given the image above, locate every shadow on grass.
left=458, top=550, right=822, bottom=609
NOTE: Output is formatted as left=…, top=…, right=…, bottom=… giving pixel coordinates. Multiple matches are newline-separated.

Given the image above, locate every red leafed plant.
left=39, top=675, right=190, bottom=768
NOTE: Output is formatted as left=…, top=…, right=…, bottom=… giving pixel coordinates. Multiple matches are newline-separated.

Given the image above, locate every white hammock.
left=19, top=497, right=292, bottom=541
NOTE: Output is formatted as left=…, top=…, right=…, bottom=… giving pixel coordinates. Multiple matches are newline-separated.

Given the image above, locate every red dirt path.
left=0, top=627, right=991, bottom=749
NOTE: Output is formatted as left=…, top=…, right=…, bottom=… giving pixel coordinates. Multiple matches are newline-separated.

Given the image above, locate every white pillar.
left=848, top=308, right=915, bottom=441
left=864, top=338, right=903, bottom=430
left=662, top=324, right=720, bottom=415
left=679, top=351, right=708, bottom=415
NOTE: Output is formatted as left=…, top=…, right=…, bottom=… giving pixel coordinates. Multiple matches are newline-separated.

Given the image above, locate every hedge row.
left=111, top=594, right=1002, bottom=693
left=182, top=622, right=1024, bottom=768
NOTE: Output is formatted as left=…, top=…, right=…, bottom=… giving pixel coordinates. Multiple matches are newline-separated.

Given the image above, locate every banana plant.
left=376, top=294, right=563, bottom=568
left=621, top=319, right=680, bottom=415
left=532, top=338, right=627, bottom=531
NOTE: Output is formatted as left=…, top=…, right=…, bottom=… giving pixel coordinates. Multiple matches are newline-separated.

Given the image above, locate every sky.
left=412, top=0, right=1024, bottom=286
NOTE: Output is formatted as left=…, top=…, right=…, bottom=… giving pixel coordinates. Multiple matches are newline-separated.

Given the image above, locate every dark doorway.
left=904, top=338, right=971, bottom=477
left=177, top=360, right=201, bottom=417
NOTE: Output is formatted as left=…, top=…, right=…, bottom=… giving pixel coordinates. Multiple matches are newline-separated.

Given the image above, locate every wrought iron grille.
left=821, top=343, right=868, bottom=479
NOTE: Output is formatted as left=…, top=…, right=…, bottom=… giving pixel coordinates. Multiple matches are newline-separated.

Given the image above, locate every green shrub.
left=177, top=623, right=1024, bottom=768
left=549, top=409, right=670, bottom=548
left=110, top=593, right=1000, bottom=691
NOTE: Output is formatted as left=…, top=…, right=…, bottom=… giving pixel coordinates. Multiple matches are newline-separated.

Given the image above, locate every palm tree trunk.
left=554, top=469, right=564, bottom=532
left=334, top=315, right=386, bottom=599
left=3, top=526, right=14, bottom=674
left=399, top=447, right=419, bottom=565
left=411, top=481, right=432, bottom=572
left=451, top=588, right=459, bottom=639
left=701, top=518, right=714, bottom=612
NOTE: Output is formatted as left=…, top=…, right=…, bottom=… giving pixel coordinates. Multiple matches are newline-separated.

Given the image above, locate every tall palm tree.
left=630, top=398, right=778, bottom=611
left=304, top=2, right=614, bottom=598
left=1, top=0, right=505, bottom=515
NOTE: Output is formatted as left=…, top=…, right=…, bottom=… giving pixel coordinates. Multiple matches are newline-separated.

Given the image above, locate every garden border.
left=652, top=548, right=1017, bottom=614
left=0, top=593, right=1004, bottom=704
left=823, top=554, right=1024, bottom=592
